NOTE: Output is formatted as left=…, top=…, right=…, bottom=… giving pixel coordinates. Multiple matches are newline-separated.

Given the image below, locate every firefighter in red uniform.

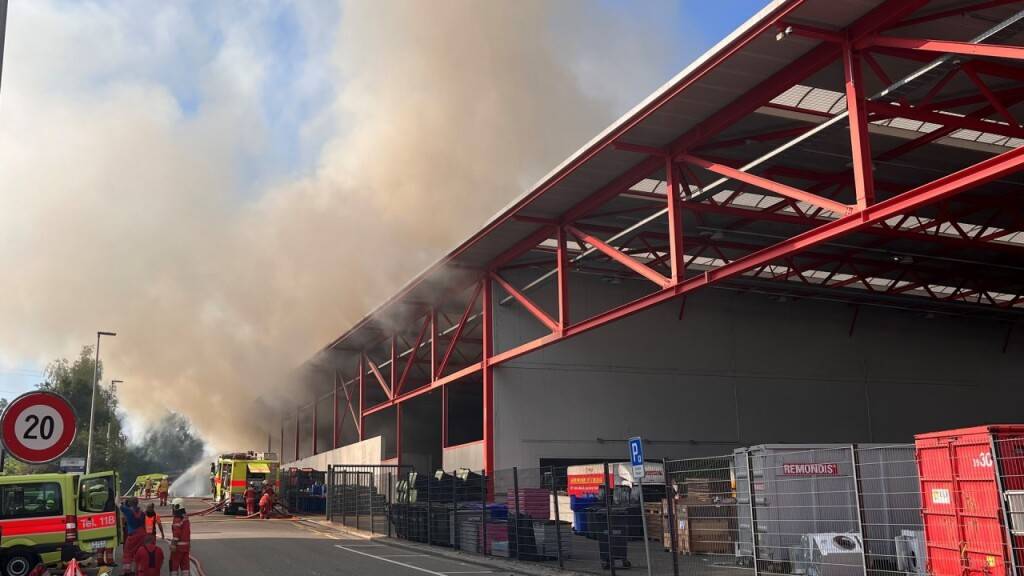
left=244, top=482, right=257, bottom=516
left=169, top=498, right=192, bottom=575
left=133, top=534, right=164, bottom=576
left=259, top=487, right=272, bottom=519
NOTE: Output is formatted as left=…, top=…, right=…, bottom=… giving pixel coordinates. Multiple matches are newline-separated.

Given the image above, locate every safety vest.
left=145, top=513, right=161, bottom=534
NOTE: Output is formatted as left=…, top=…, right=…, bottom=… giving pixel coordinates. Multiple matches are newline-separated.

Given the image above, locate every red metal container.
left=916, top=425, right=1024, bottom=576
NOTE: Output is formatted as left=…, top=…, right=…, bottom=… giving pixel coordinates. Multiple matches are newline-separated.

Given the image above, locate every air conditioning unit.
left=895, top=529, right=926, bottom=576
left=792, top=533, right=865, bottom=576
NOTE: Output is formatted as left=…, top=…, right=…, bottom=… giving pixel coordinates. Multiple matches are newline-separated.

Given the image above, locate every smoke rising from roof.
left=0, top=1, right=683, bottom=450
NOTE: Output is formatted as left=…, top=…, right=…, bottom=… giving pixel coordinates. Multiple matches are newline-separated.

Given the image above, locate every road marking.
left=443, top=572, right=493, bottom=574
left=379, top=553, right=431, bottom=557
left=336, top=544, right=451, bottom=575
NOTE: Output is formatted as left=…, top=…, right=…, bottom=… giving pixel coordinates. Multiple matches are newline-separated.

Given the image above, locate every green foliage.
left=1, top=346, right=204, bottom=482
left=2, top=346, right=125, bottom=475
left=121, top=412, right=205, bottom=483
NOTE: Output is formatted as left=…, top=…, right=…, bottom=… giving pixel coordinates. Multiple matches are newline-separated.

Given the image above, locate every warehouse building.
left=279, top=0, right=1024, bottom=475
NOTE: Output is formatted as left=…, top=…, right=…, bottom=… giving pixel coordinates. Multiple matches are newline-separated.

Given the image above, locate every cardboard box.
left=689, top=518, right=732, bottom=554
left=662, top=500, right=691, bottom=554
left=644, top=503, right=661, bottom=542
left=680, top=478, right=718, bottom=503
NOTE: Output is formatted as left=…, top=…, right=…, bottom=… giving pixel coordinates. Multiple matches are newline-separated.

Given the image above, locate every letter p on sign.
left=629, top=436, right=644, bottom=479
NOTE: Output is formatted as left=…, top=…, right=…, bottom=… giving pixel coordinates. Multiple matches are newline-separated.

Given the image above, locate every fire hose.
left=184, top=498, right=292, bottom=519
left=239, top=502, right=294, bottom=520
left=187, top=500, right=225, bottom=517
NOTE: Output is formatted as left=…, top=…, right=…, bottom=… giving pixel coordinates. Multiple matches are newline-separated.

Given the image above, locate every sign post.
left=1, top=391, right=78, bottom=465
left=629, top=436, right=653, bottom=576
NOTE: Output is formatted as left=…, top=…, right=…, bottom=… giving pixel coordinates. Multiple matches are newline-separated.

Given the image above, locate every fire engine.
left=211, top=452, right=279, bottom=514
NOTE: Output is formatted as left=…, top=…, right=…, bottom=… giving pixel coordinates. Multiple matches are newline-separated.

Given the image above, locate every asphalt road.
left=154, top=498, right=521, bottom=576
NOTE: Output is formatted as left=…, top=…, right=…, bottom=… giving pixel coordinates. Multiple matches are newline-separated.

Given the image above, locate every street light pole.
left=86, top=331, right=116, bottom=474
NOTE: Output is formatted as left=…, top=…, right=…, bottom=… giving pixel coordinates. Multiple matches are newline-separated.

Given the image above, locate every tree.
left=121, top=413, right=205, bottom=483
left=1, top=346, right=204, bottom=484
left=2, top=347, right=125, bottom=475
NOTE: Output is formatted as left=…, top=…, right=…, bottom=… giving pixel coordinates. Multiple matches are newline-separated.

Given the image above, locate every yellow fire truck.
left=0, top=470, right=119, bottom=576
left=210, top=452, right=279, bottom=514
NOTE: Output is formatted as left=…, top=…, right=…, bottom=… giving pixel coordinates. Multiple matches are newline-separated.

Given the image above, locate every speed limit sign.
left=1, top=391, right=77, bottom=464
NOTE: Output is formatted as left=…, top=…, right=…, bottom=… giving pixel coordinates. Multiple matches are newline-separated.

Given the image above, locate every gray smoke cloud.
left=0, top=1, right=686, bottom=450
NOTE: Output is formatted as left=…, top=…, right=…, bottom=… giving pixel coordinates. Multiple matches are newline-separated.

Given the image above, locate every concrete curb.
left=298, top=517, right=591, bottom=576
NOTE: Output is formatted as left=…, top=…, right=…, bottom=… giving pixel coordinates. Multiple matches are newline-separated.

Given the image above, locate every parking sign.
left=628, top=436, right=644, bottom=479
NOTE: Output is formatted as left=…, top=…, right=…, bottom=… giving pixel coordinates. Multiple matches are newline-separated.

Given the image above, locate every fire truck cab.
left=0, top=470, right=119, bottom=576
left=211, top=452, right=279, bottom=515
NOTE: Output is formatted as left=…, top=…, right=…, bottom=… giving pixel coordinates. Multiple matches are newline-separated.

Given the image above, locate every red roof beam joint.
left=490, top=272, right=560, bottom=334
left=857, top=35, right=1024, bottom=62
left=679, top=153, right=854, bottom=215
left=396, top=313, right=431, bottom=396
left=435, top=281, right=483, bottom=379
left=566, top=225, right=673, bottom=289
left=364, top=354, right=393, bottom=400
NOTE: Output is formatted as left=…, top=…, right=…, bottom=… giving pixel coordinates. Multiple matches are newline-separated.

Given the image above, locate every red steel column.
left=294, top=406, right=300, bottom=461
left=390, top=335, right=397, bottom=392
left=333, top=375, right=339, bottom=449
left=442, top=384, right=448, bottom=449
left=844, top=40, right=875, bottom=208
left=358, top=355, right=365, bottom=441
left=557, top=227, right=569, bottom=331
left=665, top=158, right=686, bottom=282
left=482, top=277, right=494, bottom=474
left=396, top=403, right=402, bottom=465
left=280, top=423, right=284, bottom=461
left=430, top=308, right=437, bottom=380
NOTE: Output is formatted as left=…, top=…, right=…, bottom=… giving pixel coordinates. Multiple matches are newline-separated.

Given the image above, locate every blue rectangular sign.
left=628, top=436, right=644, bottom=479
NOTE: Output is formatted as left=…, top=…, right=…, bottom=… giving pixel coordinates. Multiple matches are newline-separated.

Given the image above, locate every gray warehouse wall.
left=492, top=275, right=1024, bottom=470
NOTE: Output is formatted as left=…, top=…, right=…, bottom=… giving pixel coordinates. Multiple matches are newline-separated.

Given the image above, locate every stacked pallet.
left=458, top=518, right=509, bottom=556
left=507, top=488, right=550, bottom=519
left=644, top=502, right=661, bottom=542
left=532, top=520, right=573, bottom=559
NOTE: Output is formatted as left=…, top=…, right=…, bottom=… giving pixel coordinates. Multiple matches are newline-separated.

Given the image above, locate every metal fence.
left=327, top=464, right=409, bottom=535
left=665, top=445, right=924, bottom=576
left=320, top=445, right=938, bottom=576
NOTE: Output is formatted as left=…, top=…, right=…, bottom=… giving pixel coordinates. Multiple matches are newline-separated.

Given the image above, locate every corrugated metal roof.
left=320, top=0, right=1024, bottom=357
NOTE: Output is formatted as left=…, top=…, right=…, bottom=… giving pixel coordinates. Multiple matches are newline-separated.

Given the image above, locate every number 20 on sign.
left=1, top=391, right=78, bottom=464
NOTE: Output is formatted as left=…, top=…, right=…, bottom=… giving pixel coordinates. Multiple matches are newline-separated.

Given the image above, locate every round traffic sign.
left=1, top=391, right=77, bottom=464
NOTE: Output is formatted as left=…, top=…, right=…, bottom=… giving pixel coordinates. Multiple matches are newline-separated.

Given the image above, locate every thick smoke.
left=0, top=1, right=683, bottom=450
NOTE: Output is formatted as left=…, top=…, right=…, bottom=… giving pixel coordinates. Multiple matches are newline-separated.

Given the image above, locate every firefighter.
left=169, top=498, right=191, bottom=576
left=244, top=482, right=257, bottom=517
left=259, top=487, right=272, bottom=519
left=133, top=533, right=164, bottom=576
left=145, top=503, right=165, bottom=540
left=120, top=497, right=146, bottom=576
left=158, top=477, right=170, bottom=506
left=143, top=477, right=154, bottom=499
